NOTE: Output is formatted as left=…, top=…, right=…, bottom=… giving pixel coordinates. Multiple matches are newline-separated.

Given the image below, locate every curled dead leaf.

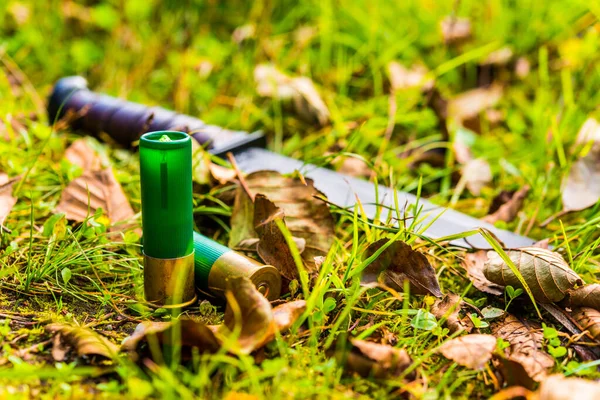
left=431, top=294, right=474, bottom=334
left=221, top=276, right=276, bottom=353
left=483, top=186, right=530, bottom=224
left=438, top=334, right=497, bottom=369
left=484, top=247, right=581, bottom=303
left=56, top=168, right=138, bottom=233
left=254, top=64, right=330, bottom=126
left=492, top=314, right=554, bottom=383
left=462, top=251, right=504, bottom=296
left=537, top=374, right=600, bottom=400
left=440, top=16, right=472, bottom=45
left=335, top=339, right=414, bottom=380
left=572, top=307, right=600, bottom=341
left=254, top=194, right=299, bottom=283
left=566, top=284, right=600, bottom=310
left=361, top=239, right=442, bottom=297
left=46, top=323, right=119, bottom=360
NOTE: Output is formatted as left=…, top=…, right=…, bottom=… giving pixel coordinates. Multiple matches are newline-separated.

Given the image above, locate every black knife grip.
left=48, top=76, right=246, bottom=149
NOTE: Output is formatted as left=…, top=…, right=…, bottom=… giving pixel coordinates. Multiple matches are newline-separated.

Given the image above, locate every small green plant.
left=543, top=323, right=567, bottom=358
left=468, top=313, right=489, bottom=329
left=504, top=285, right=523, bottom=311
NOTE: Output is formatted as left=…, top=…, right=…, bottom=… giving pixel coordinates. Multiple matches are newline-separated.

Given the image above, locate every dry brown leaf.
left=254, top=64, right=330, bottom=126
left=483, top=185, right=530, bottom=224
left=440, top=16, right=472, bottom=45
left=387, top=62, right=434, bottom=91
left=229, top=189, right=257, bottom=248
left=492, top=314, right=554, bottom=383
left=337, top=339, right=414, bottom=380
left=56, top=168, right=137, bottom=232
left=121, top=319, right=221, bottom=362
left=462, top=158, right=492, bottom=196
left=229, top=170, right=335, bottom=274
left=221, top=276, right=276, bottom=353
left=566, top=284, right=600, bottom=310
left=431, top=294, right=474, bottom=333
left=462, top=251, right=504, bottom=296
left=449, top=85, right=503, bottom=132
left=122, top=278, right=306, bottom=360
left=254, top=195, right=299, bottom=283
left=0, top=174, right=19, bottom=228
left=46, top=323, right=119, bottom=360
left=572, top=307, right=600, bottom=340
left=361, top=239, right=442, bottom=297
left=484, top=247, right=582, bottom=303
left=537, top=374, right=600, bottom=400
left=438, top=334, right=497, bottom=369
left=64, top=138, right=103, bottom=171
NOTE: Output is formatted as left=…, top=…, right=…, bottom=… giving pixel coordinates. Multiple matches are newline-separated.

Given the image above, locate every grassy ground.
left=1, top=0, right=600, bottom=398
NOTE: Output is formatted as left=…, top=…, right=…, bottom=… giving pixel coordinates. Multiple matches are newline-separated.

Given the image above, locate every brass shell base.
left=144, top=252, right=197, bottom=308
left=207, top=251, right=282, bottom=301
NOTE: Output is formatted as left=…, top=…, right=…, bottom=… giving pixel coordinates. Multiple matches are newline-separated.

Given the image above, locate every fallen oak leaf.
left=46, top=323, right=119, bottom=360
left=566, top=284, right=600, bottom=310
left=431, top=294, right=474, bottom=334
left=254, top=64, right=330, bottom=126
left=361, top=239, right=442, bottom=297
left=483, top=185, right=530, bottom=224
left=334, top=339, right=414, bottom=380
left=491, top=314, right=554, bottom=383
left=537, top=374, right=600, bottom=400
left=484, top=247, right=582, bottom=303
left=56, top=168, right=138, bottom=233
left=462, top=250, right=504, bottom=296
left=438, top=334, right=497, bottom=370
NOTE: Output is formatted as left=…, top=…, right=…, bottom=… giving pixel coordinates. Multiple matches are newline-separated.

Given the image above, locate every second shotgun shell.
left=193, top=232, right=282, bottom=301
left=140, top=131, right=196, bottom=307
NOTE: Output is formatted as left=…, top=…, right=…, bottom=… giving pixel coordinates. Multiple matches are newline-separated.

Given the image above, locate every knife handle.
left=47, top=76, right=265, bottom=155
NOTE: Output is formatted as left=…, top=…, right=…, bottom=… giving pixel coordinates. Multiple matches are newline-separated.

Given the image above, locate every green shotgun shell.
left=193, top=231, right=281, bottom=301
left=140, top=131, right=196, bottom=307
